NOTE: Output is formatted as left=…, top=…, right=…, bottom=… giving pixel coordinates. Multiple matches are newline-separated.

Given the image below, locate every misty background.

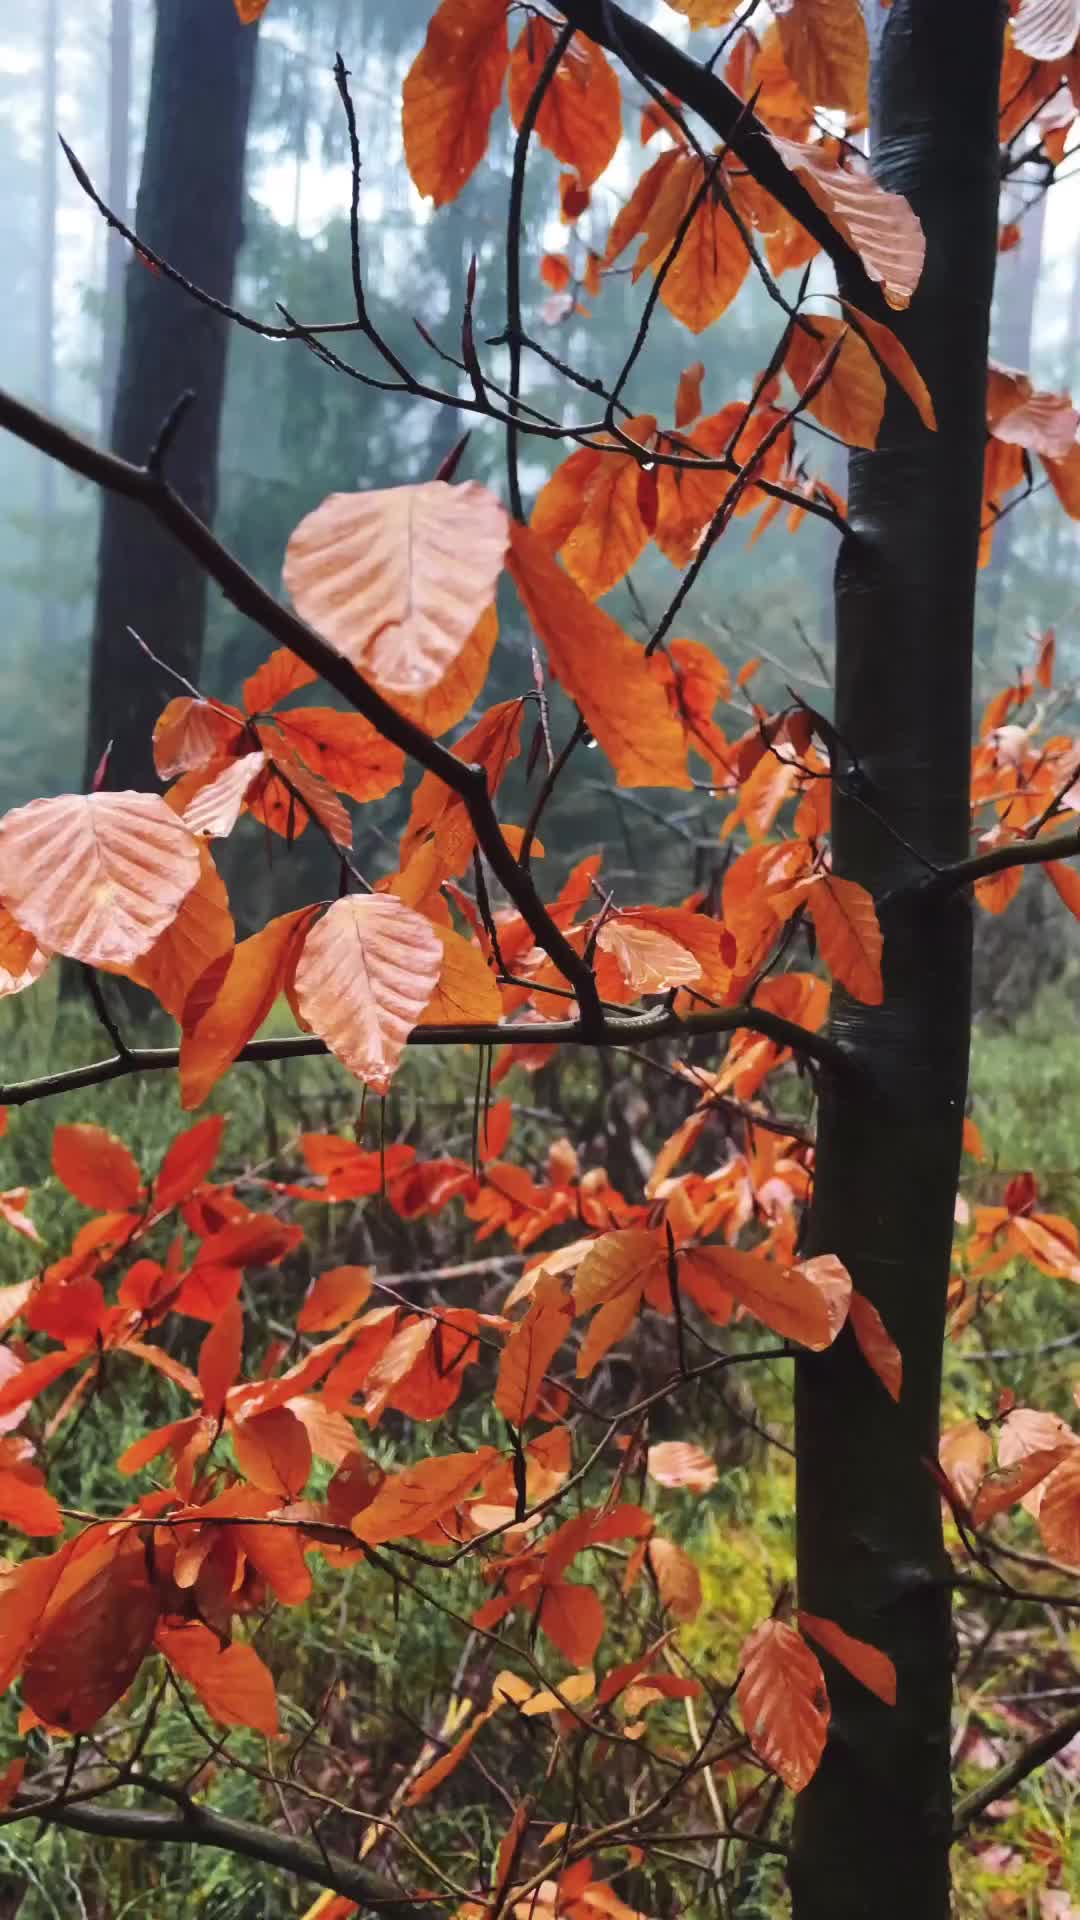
left=1, top=0, right=1079, bottom=997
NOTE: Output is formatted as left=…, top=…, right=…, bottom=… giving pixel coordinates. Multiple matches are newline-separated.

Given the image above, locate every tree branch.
left=915, top=826, right=1080, bottom=894
left=952, top=1705, right=1080, bottom=1834
left=0, top=384, right=603, bottom=1029
left=550, top=0, right=869, bottom=295
left=6, top=1789, right=424, bottom=1917
left=0, top=998, right=856, bottom=1109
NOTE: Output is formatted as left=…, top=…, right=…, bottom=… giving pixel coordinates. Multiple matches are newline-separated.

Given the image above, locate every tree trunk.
left=38, top=0, right=59, bottom=655
left=791, top=7, right=1005, bottom=1919
left=100, top=0, right=132, bottom=434
left=85, top=0, right=258, bottom=793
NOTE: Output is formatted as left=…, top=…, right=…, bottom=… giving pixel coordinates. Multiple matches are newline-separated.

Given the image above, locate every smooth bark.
left=792, top=6, right=1006, bottom=1917
left=84, top=0, right=258, bottom=792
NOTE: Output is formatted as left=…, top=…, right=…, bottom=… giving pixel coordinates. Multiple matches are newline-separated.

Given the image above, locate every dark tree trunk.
left=100, top=0, right=132, bottom=434
left=85, top=0, right=258, bottom=793
left=791, top=7, right=1005, bottom=1919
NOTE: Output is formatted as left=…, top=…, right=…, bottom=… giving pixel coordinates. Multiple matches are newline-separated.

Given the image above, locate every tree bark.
left=85, top=0, right=258, bottom=793
left=791, top=7, right=1005, bottom=1919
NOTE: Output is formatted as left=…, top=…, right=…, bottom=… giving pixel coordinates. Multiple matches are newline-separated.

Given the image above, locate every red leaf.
left=798, top=1611, right=897, bottom=1706
left=156, top=1621, right=279, bottom=1736
left=198, top=1298, right=243, bottom=1417
left=52, top=1124, right=143, bottom=1212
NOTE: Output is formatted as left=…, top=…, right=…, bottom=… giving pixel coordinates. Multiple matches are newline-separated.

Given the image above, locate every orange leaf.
left=962, top=1115, right=986, bottom=1161
left=847, top=1292, right=902, bottom=1403
left=153, top=697, right=245, bottom=778
left=840, top=302, right=935, bottom=426
left=420, top=925, right=502, bottom=1026
left=0, top=792, right=201, bottom=970
left=402, top=0, right=509, bottom=207
left=939, top=1420, right=992, bottom=1509
left=24, top=1536, right=160, bottom=1734
left=198, top=1297, right=243, bottom=1417
left=802, top=873, right=883, bottom=1003
left=541, top=251, right=572, bottom=291
left=179, top=906, right=317, bottom=1109
left=647, top=1440, right=718, bottom=1493
left=283, top=483, right=508, bottom=696
left=646, top=1536, right=702, bottom=1621
left=401, top=700, right=524, bottom=876
left=681, top=1246, right=850, bottom=1348
left=538, top=1580, right=607, bottom=1664
left=737, top=1619, right=829, bottom=1792
left=785, top=317, right=885, bottom=449
left=776, top=0, right=868, bottom=114
left=495, top=1270, right=573, bottom=1425
left=234, top=0, right=271, bottom=20
left=272, top=708, right=405, bottom=805
left=797, top=1612, right=896, bottom=1707
left=128, top=843, right=235, bottom=1020
left=1038, top=1452, right=1080, bottom=1565
left=404, top=1699, right=501, bottom=1805
left=293, top=896, right=442, bottom=1094
left=52, top=1125, right=142, bottom=1211
left=156, top=1621, right=279, bottom=1736
left=297, top=1266, right=374, bottom=1333
left=675, top=361, right=706, bottom=426
left=971, top=1450, right=1069, bottom=1527
left=987, top=362, right=1080, bottom=461
left=531, top=416, right=657, bottom=599
left=0, top=906, right=51, bottom=997
left=603, top=147, right=682, bottom=268
left=640, top=157, right=750, bottom=335
left=351, top=1447, right=498, bottom=1544
left=232, top=1405, right=312, bottom=1498
left=243, top=647, right=317, bottom=714
left=508, top=19, right=621, bottom=188
left=508, top=522, right=691, bottom=790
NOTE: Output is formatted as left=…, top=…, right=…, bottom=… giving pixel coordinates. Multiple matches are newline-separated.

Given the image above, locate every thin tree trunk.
left=100, top=0, right=132, bottom=435
left=38, top=0, right=59, bottom=654
left=791, top=7, right=1005, bottom=1919
left=85, top=0, right=258, bottom=793
left=978, top=183, right=1045, bottom=654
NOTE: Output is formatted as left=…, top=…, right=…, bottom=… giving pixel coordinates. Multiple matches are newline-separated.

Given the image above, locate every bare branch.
left=0, top=995, right=857, bottom=1111
left=952, top=1706, right=1080, bottom=1834
left=6, top=1788, right=423, bottom=1917
left=919, top=827, right=1080, bottom=894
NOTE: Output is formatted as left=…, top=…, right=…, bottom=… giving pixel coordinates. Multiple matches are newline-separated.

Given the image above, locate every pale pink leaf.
left=769, top=134, right=926, bottom=310
left=293, top=896, right=442, bottom=1094
left=283, top=482, right=508, bottom=695
left=0, top=793, right=201, bottom=969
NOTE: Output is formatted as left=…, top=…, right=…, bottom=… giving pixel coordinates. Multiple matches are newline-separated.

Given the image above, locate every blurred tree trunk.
left=38, top=0, right=59, bottom=654
left=84, top=0, right=258, bottom=793
left=100, top=0, right=131, bottom=434
left=977, top=186, right=1046, bottom=661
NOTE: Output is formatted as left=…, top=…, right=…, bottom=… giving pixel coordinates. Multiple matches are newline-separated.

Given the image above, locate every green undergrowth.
left=0, top=983, right=1078, bottom=1912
